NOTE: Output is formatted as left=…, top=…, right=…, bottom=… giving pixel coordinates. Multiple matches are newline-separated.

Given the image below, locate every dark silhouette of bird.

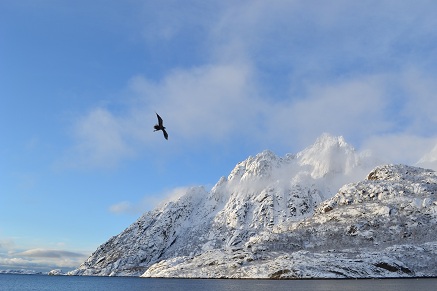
left=154, top=112, right=168, bottom=140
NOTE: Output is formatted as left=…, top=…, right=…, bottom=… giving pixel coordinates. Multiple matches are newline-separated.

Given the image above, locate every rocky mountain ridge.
left=69, top=134, right=437, bottom=278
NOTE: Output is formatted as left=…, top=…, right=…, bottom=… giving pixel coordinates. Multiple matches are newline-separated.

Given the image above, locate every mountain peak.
left=227, top=134, right=367, bottom=184
left=296, top=133, right=360, bottom=178
left=227, top=150, right=282, bottom=182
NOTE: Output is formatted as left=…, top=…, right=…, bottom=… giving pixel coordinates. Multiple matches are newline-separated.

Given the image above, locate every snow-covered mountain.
left=69, top=134, right=437, bottom=278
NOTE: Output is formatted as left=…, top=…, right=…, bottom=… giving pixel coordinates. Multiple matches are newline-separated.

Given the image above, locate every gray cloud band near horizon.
left=0, top=245, right=89, bottom=271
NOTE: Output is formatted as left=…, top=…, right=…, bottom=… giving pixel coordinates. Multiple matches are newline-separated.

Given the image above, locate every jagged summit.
left=69, top=134, right=437, bottom=278
left=297, top=134, right=360, bottom=178
left=228, top=133, right=366, bottom=183
left=227, top=150, right=282, bottom=181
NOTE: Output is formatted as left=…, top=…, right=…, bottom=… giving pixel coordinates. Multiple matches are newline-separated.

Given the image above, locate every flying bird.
left=154, top=112, right=168, bottom=140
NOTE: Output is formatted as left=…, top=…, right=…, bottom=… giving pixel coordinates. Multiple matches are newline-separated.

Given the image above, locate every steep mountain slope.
left=69, top=134, right=377, bottom=277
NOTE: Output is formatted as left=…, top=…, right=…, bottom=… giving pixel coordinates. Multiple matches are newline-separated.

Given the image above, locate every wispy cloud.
left=399, top=69, right=437, bottom=135
left=109, top=186, right=194, bottom=215
left=364, top=134, right=437, bottom=167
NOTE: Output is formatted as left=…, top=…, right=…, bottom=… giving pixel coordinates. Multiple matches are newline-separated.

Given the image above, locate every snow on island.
left=0, top=269, right=43, bottom=275
left=0, top=269, right=66, bottom=275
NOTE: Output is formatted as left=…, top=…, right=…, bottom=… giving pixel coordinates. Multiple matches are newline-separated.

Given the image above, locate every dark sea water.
left=0, top=275, right=436, bottom=291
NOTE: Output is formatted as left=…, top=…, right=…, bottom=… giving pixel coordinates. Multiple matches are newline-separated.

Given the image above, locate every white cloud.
left=109, top=201, right=135, bottom=215
left=61, top=108, right=135, bottom=169
left=109, top=186, right=193, bottom=215
left=362, top=134, right=437, bottom=167
left=262, top=74, right=394, bottom=149
left=418, top=142, right=437, bottom=171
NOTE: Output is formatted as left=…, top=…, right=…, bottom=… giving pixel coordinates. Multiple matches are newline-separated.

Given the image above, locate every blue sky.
left=1, top=0, right=437, bottom=272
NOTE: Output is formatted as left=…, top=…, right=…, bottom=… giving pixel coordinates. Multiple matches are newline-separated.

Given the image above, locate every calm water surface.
left=0, top=274, right=436, bottom=291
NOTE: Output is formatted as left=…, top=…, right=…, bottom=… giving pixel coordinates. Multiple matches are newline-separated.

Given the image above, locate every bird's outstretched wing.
left=156, top=112, right=164, bottom=127
left=153, top=112, right=168, bottom=140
